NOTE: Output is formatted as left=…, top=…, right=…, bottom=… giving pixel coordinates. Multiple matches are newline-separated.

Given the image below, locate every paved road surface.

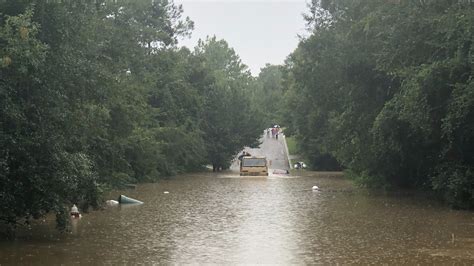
left=231, top=131, right=290, bottom=172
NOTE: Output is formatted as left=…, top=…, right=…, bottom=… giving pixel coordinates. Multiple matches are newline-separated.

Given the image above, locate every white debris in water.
left=106, top=200, right=119, bottom=206
left=312, top=185, right=320, bottom=191
left=164, top=191, right=169, bottom=194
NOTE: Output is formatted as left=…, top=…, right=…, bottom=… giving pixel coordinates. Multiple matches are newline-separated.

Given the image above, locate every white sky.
left=175, top=0, right=309, bottom=76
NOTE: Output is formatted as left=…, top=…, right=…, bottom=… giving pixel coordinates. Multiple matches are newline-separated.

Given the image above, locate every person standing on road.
left=238, top=151, right=251, bottom=165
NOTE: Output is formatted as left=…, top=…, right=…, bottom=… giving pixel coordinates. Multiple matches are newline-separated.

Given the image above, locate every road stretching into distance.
left=230, top=130, right=290, bottom=173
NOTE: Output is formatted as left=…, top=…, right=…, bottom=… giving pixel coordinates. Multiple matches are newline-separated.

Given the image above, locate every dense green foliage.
left=282, top=0, right=474, bottom=208
left=252, top=64, right=286, bottom=125
left=2, top=0, right=472, bottom=236
left=194, top=37, right=264, bottom=171
left=0, top=0, right=262, bottom=232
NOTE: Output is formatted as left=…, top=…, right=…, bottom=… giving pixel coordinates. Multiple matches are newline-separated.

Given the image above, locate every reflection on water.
left=1, top=171, right=473, bottom=264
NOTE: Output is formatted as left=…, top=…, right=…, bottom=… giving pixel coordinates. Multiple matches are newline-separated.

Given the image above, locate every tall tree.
left=194, top=37, right=264, bottom=171
left=252, top=64, right=285, bottom=125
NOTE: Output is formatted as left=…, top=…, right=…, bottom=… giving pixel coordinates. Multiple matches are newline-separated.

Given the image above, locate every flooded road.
left=1, top=135, right=473, bottom=264
left=1, top=171, right=473, bottom=264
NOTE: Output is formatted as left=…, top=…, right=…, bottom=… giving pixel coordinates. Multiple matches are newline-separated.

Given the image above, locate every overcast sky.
left=175, top=0, right=309, bottom=76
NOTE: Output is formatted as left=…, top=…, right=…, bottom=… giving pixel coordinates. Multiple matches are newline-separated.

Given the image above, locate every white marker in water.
left=164, top=191, right=169, bottom=194
left=312, top=186, right=320, bottom=191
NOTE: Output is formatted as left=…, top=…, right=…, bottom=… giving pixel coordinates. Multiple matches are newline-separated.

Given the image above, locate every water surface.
left=1, top=171, right=473, bottom=264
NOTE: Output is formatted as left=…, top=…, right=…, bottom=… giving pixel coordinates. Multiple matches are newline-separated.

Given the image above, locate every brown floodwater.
left=1, top=171, right=473, bottom=264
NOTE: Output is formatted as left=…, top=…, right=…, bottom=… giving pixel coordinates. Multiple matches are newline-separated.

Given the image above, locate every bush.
left=431, top=163, right=474, bottom=209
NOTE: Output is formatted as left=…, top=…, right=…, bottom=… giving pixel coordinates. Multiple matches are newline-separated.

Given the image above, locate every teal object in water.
left=118, top=195, right=143, bottom=204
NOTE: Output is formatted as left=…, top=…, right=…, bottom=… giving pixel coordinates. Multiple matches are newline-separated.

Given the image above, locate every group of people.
left=266, top=126, right=280, bottom=139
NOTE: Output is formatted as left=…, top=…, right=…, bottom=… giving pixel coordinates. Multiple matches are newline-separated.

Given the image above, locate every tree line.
left=0, top=0, right=263, bottom=232
left=272, top=0, right=473, bottom=209
left=2, top=0, right=473, bottom=235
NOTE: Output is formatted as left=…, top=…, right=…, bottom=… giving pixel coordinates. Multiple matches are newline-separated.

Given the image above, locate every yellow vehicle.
left=240, top=156, right=268, bottom=176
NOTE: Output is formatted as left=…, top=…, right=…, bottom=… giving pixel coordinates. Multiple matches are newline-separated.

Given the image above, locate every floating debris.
left=118, top=195, right=143, bottom=204
left=106, top=200, right=119, bottom=206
